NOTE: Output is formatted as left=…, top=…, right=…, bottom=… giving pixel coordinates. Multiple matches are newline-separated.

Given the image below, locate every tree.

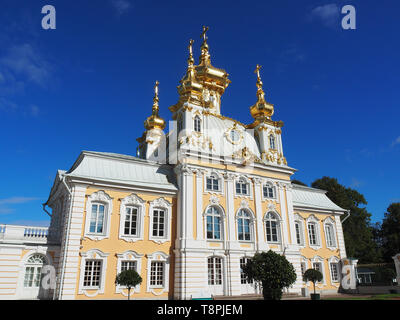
left=243, top=250, right=297, bottom=300
left=380, top=203, right=400, bottom=261
left=291, top=179, right=307, bottom=186
left=303, top=269, right=323, bottom=295
left=115, top=269, right=142, bottom=300
left=311, top=176, right=381, bottom=263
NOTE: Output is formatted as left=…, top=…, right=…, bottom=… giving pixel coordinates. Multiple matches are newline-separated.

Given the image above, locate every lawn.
left=324, top=293, right=400, bottom=300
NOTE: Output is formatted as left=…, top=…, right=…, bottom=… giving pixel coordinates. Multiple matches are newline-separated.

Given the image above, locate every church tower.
left=137, top=81, right=166, bottom=162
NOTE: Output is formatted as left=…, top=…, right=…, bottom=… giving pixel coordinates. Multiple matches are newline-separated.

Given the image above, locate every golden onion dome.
left=250, top=65, right=274, bottom=119
left=144, top=81, right=166, bottom=130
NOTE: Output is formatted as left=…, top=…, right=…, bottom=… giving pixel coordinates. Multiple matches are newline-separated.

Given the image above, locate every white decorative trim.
left=294, top=213, right=306, bottom=247
left=118, top=193, right=145, bottom=243
left=306, top=214, right=322, bottom=250
left=323, top=217, right=338, bottom=250
left=263, top=210, right=282, bottom=244
left=327, top=256, right=340, bottom=286
left=234, top=175, right=253, bottom=199
left=78, top=249, right=109, bottom=297
left=235, top=205, right=255, bottom=242
left=203, top=170, right=224, bottom=195
left=311, top=255, right=326, bottom=287
left=115, top=250, right=144, bottom=296
left=148, top=197, right=172, bottom=244
left=84, top=190, right=113, bottom=241
left=146, top=251, right=170, bottom=295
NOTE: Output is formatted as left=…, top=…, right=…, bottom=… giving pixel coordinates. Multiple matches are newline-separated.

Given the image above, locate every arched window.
left=263, top=183, right=275, bottom=199
left=194, top=116, right=201, bottom=133
left=265, top=212, right=280, bottom=243
left=24, top=254, right=46, bottom=288
left=269, top=134, right=276, bottom=150
left=206, top=206, right=222, bottom=240
left=89, top=203, right=106, bottom=234
left=237, top=209, right=252, bottom=241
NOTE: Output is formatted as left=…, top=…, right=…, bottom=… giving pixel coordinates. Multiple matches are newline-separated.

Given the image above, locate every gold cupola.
left=195, top=26, right=231, bottom=97
left=249, top=65, right=274, bottom=120
left=144, top=80, right=166, bottom=130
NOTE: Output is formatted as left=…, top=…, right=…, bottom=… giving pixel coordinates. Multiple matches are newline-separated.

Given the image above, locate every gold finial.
left=249, top=64, right=274, bottom=120
left=188, top=39, right=194, bottom=66
left=255, top=64, right=262, bottom=82
left=144, top=80, right=165, bottom=130
left=201, top=26, right=209, bottom=43
left=199, top=26, right=211, bottom=66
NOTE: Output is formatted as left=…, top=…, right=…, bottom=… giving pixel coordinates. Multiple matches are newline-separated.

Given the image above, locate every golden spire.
left=144, top=80, right=166, bottom=130
left=199, top=26, right=211, bottom=66
left=250, top=64, right=274, bottom=119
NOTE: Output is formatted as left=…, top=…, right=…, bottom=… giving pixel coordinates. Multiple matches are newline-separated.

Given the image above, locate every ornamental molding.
left=209, top=195, right=220, bottom=205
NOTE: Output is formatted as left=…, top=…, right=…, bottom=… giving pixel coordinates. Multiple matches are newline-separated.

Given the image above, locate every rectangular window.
left=330, top=263, right=339, bottom=282
left=83, top=260, right=102, bottom=288
left=301, top=262, right=306, bottom=276
left=124, top=207, right=138, bottom=236
left=313, top=262, right=322, bottom=272
left=89, top=204, right=105, bottom=234
left=263, top=186, right=274, bottom=198
left=207, top=215, right=221, bottom=240
left=206, top=177, right=219, bottom=191
left=24, top=267, right=35, bottom=287
left=325, top=224, right=336, bottom=247
left=150, top=262, right=164, bottom=287
left=295, top=222, right=302, bottom=245
left=236, top=182, right=248, bottom=195
left=152, top=209, right=165, bottom=238
left=240, top=258, right=253, bottom=284
left=208, top=257, right=222, bottom=285
left=308, top=223, right=317, bottom=246
left=121, top=260, right=137, bottom=272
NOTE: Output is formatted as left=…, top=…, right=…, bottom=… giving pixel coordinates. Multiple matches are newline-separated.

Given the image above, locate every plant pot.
left=310, top=293, right=320, bottom=300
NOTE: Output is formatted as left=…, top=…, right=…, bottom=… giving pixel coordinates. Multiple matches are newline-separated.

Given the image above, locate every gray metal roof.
left=65, top=151, right=177, bottom=191
left=291, top=184, right=347, bottom=213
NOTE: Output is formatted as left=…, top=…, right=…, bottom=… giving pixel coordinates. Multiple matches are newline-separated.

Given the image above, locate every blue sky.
left=0, top=0, right=399, bottom=226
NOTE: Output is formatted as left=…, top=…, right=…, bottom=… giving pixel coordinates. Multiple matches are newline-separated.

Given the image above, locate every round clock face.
left=227, top=129, right=242, bottom=144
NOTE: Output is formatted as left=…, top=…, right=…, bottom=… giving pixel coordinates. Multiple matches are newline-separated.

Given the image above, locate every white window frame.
left=235, top=176, right=252, bottom=198
left=119, top=193, right=145, bottom=242
left=306, top=215, right=321, bottom=249
left=269, top=134, right=276, bottom=150
left=328, top=256, right=340, bottom=285
left=204, top=171, right=223, bottom=194
left=116, top=250, right=143, bottom=295
left=79, top=249, right=109, bottom=297
left=262, top=182, right=276, bottom=199
left=264, top=211, right=282, bottom=244
left=204, top=205, right=225, bottom=241
left=236, top=208, right=254, bottom=242
left=311, top=256, right=326, bottom=287
left=194, top=115, right=201, bottom=133
left=207, top=256, right=223, bottom=286
left=84, top=190, right=113, bottom=241
left=294, top=214, right=305, bottom=247
left=300, top=256, right=309, bottom=284
left=148, top=197, right=172, bottom=244
left=146, top=251, right=169, bottom=295
left=323, top=217, right=337, bottom=249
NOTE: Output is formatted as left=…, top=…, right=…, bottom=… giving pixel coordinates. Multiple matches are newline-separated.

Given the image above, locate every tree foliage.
left=311, top=176, right=381, bottom=263
left=291, top=179, right=307, bottom=186
left=243, top=250, right=297, bottom=300
left=378, top=203, right=400, bottom=261
left=303, top=269, right=323, bottom=295
left=115, top=269, right=142, bottom=300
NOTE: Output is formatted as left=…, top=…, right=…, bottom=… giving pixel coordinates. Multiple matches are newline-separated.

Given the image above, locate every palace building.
left=0, top=27, right=351, bottom=300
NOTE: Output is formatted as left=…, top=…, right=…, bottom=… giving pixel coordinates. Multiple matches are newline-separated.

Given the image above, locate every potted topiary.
left=303, top=268, right=323, bottom=300
left=115, top=269, right=143, bottom=300
left=242, top=250, right=297, bottom=300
